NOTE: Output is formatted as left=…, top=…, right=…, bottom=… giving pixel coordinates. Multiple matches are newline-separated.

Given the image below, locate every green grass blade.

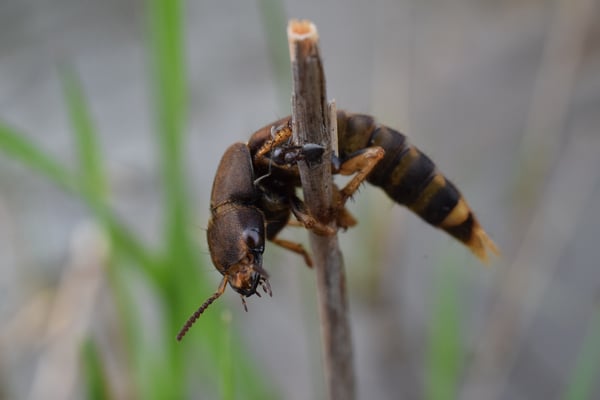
left=147, top=0, right=189, bottom=249
left=91, top=197, right=163, bottom=281
left=144, top=1, right=277, bottom=397
left=219, top=311, right=234, bottom=400
left=426, top=254, right=465, bottom=400
left=0, top=123, right=77, bottom=191
left=61, top=69, right=107, bottom=202
left=147, top=0, right=196, bottom=321
left=146, top=0, right=190, bottom=330
left=146, top=0, right=193, bottom=398
left=0, top=122, right=159, bottom=283
left=81, top=339, right=111, bottom=400
left=563, top=305, right=600, bottom=400
left=61, top=70, right=162, bottom=282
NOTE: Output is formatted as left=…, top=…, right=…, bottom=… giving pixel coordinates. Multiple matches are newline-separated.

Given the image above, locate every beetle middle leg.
left=289, top=195, right=336, bottom=236
left=271, top=238, right=313, bottom=267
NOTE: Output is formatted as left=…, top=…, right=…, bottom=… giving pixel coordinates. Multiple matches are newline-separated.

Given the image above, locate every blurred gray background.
left=1, top=0, right=599, bottom=399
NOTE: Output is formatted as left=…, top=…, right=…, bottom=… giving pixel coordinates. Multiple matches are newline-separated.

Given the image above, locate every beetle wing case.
left=210, top=142, right=257, bottom=207
left=207, top=142, right=266, bottom=273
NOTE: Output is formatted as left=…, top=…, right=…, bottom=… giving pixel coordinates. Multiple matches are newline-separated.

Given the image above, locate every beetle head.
left=177, top=209, right=271, bottom=341
left=207, top=206, right=271, bottom=299
left=222, top=229, right=269, bottom=297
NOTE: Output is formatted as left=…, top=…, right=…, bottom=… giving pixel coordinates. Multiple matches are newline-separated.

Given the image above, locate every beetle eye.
left=242, top=228, right=262, bottom=250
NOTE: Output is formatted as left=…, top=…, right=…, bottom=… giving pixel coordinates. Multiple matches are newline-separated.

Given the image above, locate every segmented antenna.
left=176, top=277, right=227, bottom=341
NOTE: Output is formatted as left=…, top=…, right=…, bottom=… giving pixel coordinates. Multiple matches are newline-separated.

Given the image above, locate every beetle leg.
left=261, top=279, right=272, bottom=296
left=286, top=219, right=305, bottom=228
left=337, top=207, right=357, bottom=229
left=290, top=196, right=336, bottom=236
left=336, top=146, right=385, bottom=205
left=271, top=238, right=313, bottom=267
left=330, top=184, right=358, bottom=230
left=254, top=121, right=293, bottom=162
left=240, top=295, right=248, bottom=312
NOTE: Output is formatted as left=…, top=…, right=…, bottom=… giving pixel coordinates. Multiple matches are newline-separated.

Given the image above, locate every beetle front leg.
left=254, top=121, right=294, bottom=162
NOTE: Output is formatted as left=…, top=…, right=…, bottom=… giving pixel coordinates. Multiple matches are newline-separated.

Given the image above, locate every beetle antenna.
left=176, top=276, right=227, bottom=341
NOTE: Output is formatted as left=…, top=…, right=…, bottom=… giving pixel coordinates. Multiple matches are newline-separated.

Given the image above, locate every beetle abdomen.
left=337, top=111, right=498, bottom=262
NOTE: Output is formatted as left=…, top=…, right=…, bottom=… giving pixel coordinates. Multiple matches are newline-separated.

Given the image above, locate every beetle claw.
left=262, top=279, right=272, bottom=297
left=240, top=295, right=248, bottom=312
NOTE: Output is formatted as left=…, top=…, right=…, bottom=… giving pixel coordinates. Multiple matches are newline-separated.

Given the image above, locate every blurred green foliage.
left=0, top=0, right=275, bottom=398
left=426, top=250, right=465, bottom=400
left=1, top=0, right=596, bottom=399
left=563, top=306, right=600, bottom=400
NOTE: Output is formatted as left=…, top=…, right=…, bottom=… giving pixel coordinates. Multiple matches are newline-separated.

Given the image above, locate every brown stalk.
left=287, top=19, right=356, bottom=400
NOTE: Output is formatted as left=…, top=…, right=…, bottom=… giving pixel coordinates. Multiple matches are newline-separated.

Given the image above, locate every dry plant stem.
left=287, top=19, right=356, bottom=400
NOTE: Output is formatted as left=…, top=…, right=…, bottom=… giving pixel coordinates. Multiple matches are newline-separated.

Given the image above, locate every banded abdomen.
left=336, top=111, right=498, bottom=263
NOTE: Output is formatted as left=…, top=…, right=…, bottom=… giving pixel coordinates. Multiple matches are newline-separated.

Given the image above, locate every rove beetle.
left=177, top=111, right=498, bottom=341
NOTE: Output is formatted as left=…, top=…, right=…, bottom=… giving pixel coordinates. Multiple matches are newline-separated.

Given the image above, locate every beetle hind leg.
left=333, top=185, right=358, bottom=230
left=336, top=146, right=385, bottom=205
